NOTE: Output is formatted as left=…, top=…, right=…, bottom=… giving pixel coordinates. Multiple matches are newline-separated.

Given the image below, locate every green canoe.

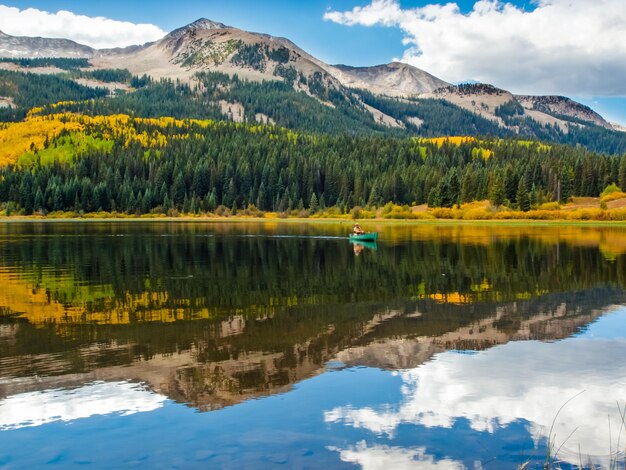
left=349, top=232, right=379, bottom=242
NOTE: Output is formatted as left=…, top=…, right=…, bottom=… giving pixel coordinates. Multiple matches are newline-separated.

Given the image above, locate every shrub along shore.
left=3, top=198, right=626, bottom=223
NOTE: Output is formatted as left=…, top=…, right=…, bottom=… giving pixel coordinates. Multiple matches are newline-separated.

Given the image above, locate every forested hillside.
left=0, top=70, right=109, bottom=121
left=1, top=110, right=625, bottom=217
left=2, top=63, right=626, bottom=219
left=2, top=67, right=626, bottom=153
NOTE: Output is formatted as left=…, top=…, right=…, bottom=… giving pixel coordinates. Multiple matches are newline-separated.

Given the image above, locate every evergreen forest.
left=1, top=66, right=626, bottom=217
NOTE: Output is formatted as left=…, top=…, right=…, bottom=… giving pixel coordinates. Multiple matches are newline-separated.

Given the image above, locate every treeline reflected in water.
left=0, top=222, right=625, bottom=409
left=1, top=222, right=626, bottom=316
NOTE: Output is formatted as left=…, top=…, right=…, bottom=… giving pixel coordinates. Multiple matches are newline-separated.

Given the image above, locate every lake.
left=0, top=221, right=626, bottom=469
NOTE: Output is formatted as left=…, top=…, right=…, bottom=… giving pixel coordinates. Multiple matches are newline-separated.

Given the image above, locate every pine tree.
left=309, top=192, right=319, bottom=212
left=582, top=159, right=596, bottom=197
left=19, top=174, right=33, bottom=215
left=319, top=193, right=326, bottom=209
left=128, top=191, right=136, bottom=213
left=619, top=155, right=626, bottom=191
left=428, top=185, right=442, bottom=208
left=504, top=167, right=517, bottom=203
left=560, top=169, right=573, bottom=203
left=516, top=178, right=530, bottom=212
left=448, top=170, right=460, bottom=206
left=34, top=188, right=44, bottom=213
left=367, top=183, right=380, bottom=207
left=461, top=171, right=475, bottom=203
left=224, top=178, right=236, bottom=208
left=53, top=186, right=64, bottom=211
left=489, top=175, right=506, bottom=207
left=163, top=194, right=172, bottom=213
left=256, top=183, right=266, bottom=210
left=439, top=179, right=454, bottom=208
left=172, top=174, right=186, bottom=206
left=207, top=190, right=217, bottom=212
left=141, top=189, right=152, bottom=213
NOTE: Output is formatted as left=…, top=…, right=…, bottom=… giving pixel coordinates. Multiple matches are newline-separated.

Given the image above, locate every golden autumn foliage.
left=416, top=136, right=548, bottom=162
left=420, top=136, right=476, bottom=146
left=0, top=117, right=83, bottom=167
left=0, top=110, right=218, bottom=168
left=424, top=204, right=626, bottom=222
left=601, top=191, right=626, bottom=203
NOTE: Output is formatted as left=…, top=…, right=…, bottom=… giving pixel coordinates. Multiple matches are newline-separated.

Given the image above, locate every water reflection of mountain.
left=1, top=287, right=623, bottom=411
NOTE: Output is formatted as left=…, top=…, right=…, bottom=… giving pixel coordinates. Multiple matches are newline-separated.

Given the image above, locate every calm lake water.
left=1, top=221, right=626, bottom=469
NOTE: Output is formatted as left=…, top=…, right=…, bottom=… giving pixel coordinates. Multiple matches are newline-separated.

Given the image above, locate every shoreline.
left=2, top=216, right=626, bottom=227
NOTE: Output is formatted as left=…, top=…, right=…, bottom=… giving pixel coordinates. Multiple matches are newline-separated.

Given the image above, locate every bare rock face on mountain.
left=330, top=62, right=450, bottom=97
left=424, top=83, right=517, bottom=127
left=94, top=18, right=343, bottom=100
left=516, top=95, right=613, bottom=130
left=0, top=30, right=95, bottom=58
left=165, top=18, right=231, bottom=43
left=611, top=122, right=626, bottom=133
left=422, top=84, right=609, bottom=133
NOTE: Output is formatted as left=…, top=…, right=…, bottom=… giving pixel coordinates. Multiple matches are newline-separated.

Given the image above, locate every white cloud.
left=0, top=381, right=166, bottom=430
left=324, top=0, right=626, bottom=96
left=0, top=5, right=166, bottom=49
left=328, top=441, right=464, bottom=469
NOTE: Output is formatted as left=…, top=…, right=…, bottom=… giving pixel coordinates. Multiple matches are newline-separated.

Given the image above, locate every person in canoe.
left=353, top=223, right=365, bottom=236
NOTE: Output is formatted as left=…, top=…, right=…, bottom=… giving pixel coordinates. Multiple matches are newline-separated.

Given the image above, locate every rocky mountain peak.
left=388, top=61, right=413, bottom=69
left=165, top=18, right=230, bottom=42
left=187, top=18, right=230, bottom=31
left=516, top=94, right=612, bottom=129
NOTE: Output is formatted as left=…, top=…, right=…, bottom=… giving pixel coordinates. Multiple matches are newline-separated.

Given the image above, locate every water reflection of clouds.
left=329, top=441, right=464, bottom=469
left=325, top=312, right=626, bottom=466
left=0, top=381, right=166, bottom=430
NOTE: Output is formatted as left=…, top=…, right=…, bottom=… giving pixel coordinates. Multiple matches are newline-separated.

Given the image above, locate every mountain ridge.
left=331, top=62, right=450, bottom=97
left=0, top=30, right=95, bottom=58
left=0, top=18, right=623, bottom=136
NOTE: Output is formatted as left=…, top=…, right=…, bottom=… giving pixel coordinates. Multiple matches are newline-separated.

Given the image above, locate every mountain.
left=92, top=21, right=447, bottom=99
left=330, top=62, right=449, bottom=96
left=0, top=29, right=95, bottom=58
left=93, top=18, right=342, bottom=93
left=423, top=83, right=620, bottom=135
left=515, top=95, right=613, bottom=129
left=165, top=18, right=231, bottom=41
left=423, top=83, right=518, bottom=127
left=0, top=18, right=625, bottom=152
left=612, top=122, right=626, bottom=133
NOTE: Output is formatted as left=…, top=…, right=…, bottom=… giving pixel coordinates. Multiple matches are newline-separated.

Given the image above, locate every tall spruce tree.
left=516, top=178, right=530, bottom=212
left=489, top=175, right=506, bottom=207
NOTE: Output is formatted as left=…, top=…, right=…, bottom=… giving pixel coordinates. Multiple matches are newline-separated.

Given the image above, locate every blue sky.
left=1, top=0, right=625, bottom=126
left=0, top=1, right=538, bottom=65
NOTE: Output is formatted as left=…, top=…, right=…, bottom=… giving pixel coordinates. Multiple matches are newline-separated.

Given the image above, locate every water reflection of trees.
left=1, top=224, right=625, bottom=315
